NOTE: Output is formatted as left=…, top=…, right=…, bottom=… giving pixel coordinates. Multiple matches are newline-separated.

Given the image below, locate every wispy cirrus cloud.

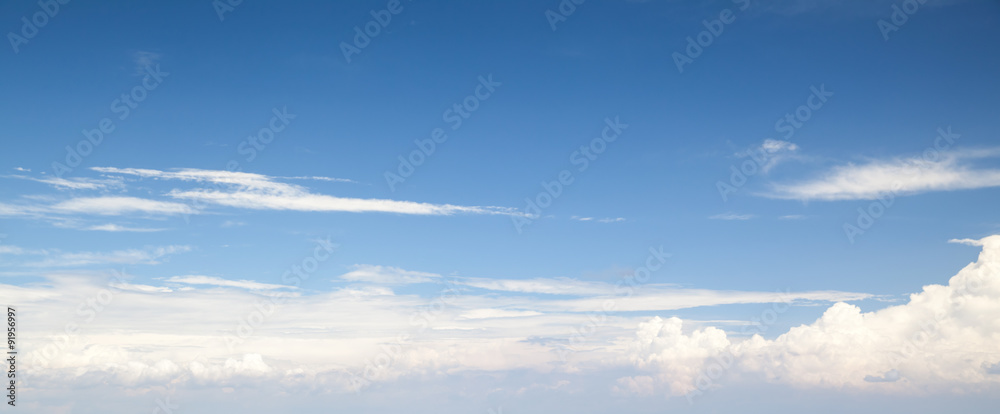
left=456, top=276, right=621, bottom=296
left=165, top=275, right=294, bottom=291
left=50, top=196, right=196, bottom=216
left=84, top=223, right=167, bottom=232
left=4, top=174, right=124, bottom=190
left=762, top=148, right=1000, bottom=201
left=709, top=212, right=755, bottom=220
left=338, top=265, right=442, bottom=285
left=571, top=216, right=627, bottom=223
left=21, top=245, right=191, bottom=267
left=93, top=167, right=518, bottom=216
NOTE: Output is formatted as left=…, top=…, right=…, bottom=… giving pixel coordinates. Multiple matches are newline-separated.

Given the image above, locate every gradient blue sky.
left=2, top=1, right=1000, bottom=413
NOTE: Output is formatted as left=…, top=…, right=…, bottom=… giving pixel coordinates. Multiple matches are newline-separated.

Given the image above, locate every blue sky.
left=2, top=0, right=1000, bottom=413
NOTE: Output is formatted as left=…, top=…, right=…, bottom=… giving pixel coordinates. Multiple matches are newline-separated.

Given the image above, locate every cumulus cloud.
left=618, top=235, right=1000, bottom=397
left=8, top=236, right=999, bottom=399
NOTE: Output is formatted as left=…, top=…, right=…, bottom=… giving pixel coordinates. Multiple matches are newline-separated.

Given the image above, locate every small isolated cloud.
left=338, top=264, right=441, bottom=284
left=132, top=50, right=161, bottom=74
left=86, top=224, right=166, bottom=232
left=221, top=220, right=246, bottom=228
left=760, top=139, right=799, bottom=154
left=736, top=139, right=800, bottom=173
left=709, top=212, right=755, bottom=220
left=571, top=216, right=626, bottom=223
left=864, top=369, right=901, bottom=383
left=763, top=148, right=1000, bottom=201
left=13, top=167, right=30, bottom=172
left=165, top=275, right=294, bottom=291
left=779, top=215, right=806, bottom=220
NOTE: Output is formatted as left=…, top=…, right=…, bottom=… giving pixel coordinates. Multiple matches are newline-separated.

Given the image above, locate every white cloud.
left=737, top=139, right=800, bottom=173
left=23, top=245, right=191, bottom=267
left=281, top=175, right=356, bottom=183
left=7, top=236, right=998, bottom=399
left=618, top=235, right=1000, bottom=396
left=457, top=309, right=543, bottom=319
left=165, top=275, right=294, bottom=291
left=132, top=50, right=161, bottom=74
left=85, top=224, right=166, bottom=232
left=760, top=139, right=799, bottom=154
left=338, top=265, right=441, bottom=284
left=763, top=148, right=1000, bottom=201
left=5, top=175, right=123, bottom=190
left=0, top=245, right=25, bottom=255
left=572, top=216, right=626, bottom=223
left=709, top=212, right=755, bottom=220
left=51, top=196, right=196, bottom=216
left=93, top=167, right=516, bottom=216
left=949, top=238, right=984, bottom=246
left=457, top=277, right=618, bottom=296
